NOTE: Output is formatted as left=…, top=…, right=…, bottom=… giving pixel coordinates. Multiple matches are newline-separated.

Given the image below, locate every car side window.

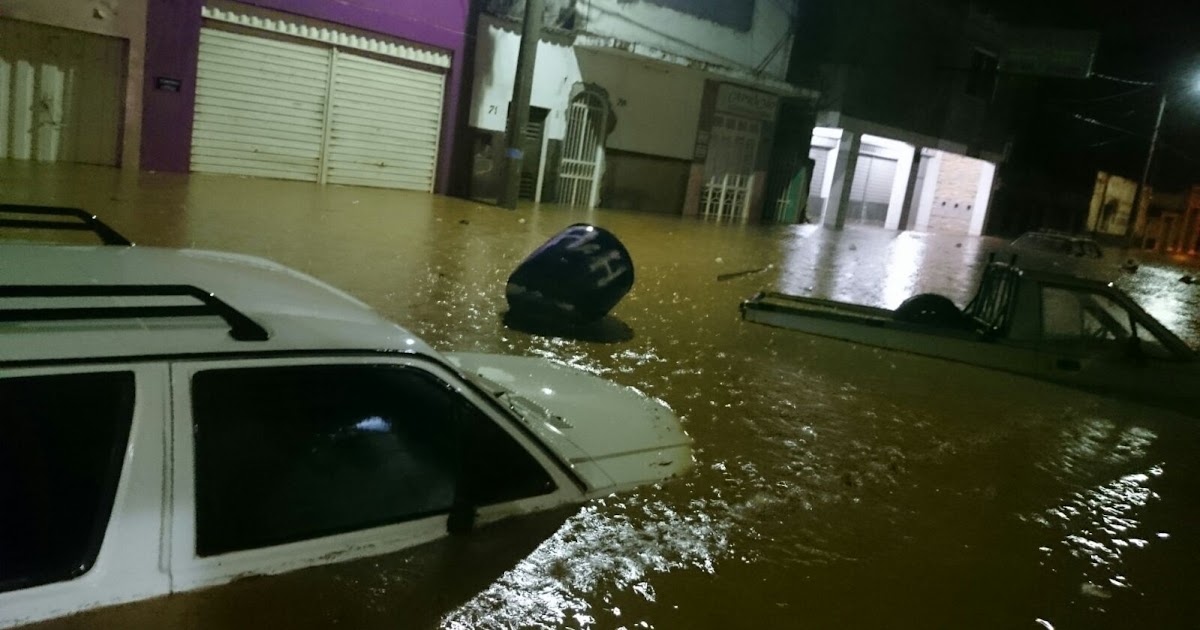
left=191, top=364, right=555, bottom=557
left=1042, top=287, right=1086, bottom=338
left=1041, top=287, right=1172, bottom=359
left=0, top=372, right=135, bottom=593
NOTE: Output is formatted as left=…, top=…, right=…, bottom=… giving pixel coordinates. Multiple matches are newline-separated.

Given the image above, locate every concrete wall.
left=469, top=17, right=709, bottom=209
left=581, top=0, right=793, bottom=80
left=575, top=49, right=703, bottom=160
left=141, top=0, right=201, bottom=173
left=139, top=0, right=470, bottom=193
left=928, top=152, right=981, bottom=234
left=469, top=22, right=705, bottom=160
left=3, top=0, right=147, bottom=168
left=470, top=19, right=580, bottom=141
left=1086, top=171, right=1138, bottom=237
left=602, top=150, right=690, bottom=213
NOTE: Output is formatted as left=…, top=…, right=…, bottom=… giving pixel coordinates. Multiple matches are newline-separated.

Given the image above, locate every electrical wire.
left=1066, top=112, right=1145, bottom=139
left=1050, top=85, right=1152, bottom=104
left=1091, top=72, right=1157, bottom=86
left=1087, top=135, right=1130, bottom=148
left=753, top=29, right=791, bottom=75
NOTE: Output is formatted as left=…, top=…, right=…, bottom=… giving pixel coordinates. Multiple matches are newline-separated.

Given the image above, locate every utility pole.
left=498, top=0, right=545, bottom=210
left=1126, top=92, right=1167, bottom=247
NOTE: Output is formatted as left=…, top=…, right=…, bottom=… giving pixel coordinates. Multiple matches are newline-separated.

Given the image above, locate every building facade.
left=1, top=0, right=472, bottom=194
left=467, top=0, right=812, bottom=219
left=773, top=0, right=1093, bottom=236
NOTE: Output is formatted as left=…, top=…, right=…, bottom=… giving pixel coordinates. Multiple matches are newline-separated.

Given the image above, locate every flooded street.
left=7, top=163, right=1200, bottom=629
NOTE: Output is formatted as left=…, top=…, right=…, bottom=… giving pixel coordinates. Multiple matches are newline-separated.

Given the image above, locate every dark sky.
left=984, top=0, right=1200, bottom=188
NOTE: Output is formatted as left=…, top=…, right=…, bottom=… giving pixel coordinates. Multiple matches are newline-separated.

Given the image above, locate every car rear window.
left=0, top=371, right=135, bottom=593
left=191, top=365, right=555, bottom=557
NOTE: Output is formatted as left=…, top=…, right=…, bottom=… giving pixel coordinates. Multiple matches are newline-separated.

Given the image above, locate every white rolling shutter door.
left=191, top=28, right=328, bottom=181
left=325, top=52, right=444, bottom=191
left=850, top=154, right=897, bottom=205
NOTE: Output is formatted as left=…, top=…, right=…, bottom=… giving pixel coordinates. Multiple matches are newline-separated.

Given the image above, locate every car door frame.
left=167, top=353, right=583, bottom=595
left=1033, top=280, right=1192, bottom=401
left=0, top=361, right=170, bottom=630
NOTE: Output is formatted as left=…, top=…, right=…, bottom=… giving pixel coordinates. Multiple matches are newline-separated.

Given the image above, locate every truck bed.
left=740, top=291, right=987, bottom=342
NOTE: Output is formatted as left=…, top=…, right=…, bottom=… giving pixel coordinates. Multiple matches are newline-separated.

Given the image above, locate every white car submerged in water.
left=0, top=209, right=691, bottom=628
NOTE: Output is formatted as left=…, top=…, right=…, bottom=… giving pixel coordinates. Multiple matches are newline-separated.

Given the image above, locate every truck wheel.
left=894, top=293, right=966, bottom=328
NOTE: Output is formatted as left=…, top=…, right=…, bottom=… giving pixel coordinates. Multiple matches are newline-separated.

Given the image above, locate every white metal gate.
left=191, top=26, right=445, bottom=191
left=0, top=18, right=123, bottom=165
left=558, top=92, right=607, bottom=208
left=701, top=114, right=760, bottom=221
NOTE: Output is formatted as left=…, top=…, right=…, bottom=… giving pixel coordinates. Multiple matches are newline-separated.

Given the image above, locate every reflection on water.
left=443, top=494, right=738, bottom=630
left=7, top=163, right=1200, bottom=629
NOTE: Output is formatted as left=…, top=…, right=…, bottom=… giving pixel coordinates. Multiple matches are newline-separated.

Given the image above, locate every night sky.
left=989, top=0, right=1200, bottom=190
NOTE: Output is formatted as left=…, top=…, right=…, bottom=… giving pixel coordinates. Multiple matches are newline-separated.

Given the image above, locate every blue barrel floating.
left=506, top=224, right=635, bottom=323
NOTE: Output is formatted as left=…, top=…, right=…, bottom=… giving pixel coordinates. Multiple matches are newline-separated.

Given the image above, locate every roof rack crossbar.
left=0, top=285, right=269, bottom=341
left=0, top=204, right=132, bottom=246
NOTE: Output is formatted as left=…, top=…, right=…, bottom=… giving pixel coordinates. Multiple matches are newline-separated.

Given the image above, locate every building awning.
left=574, top=34, right=818, bottom=100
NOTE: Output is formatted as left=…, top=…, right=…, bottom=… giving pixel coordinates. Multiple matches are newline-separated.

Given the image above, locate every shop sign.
left=716, top=85, right=777, bottom=121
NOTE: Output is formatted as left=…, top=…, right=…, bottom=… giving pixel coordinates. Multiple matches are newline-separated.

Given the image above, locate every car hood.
left=445, top=353, right=693, bottom=494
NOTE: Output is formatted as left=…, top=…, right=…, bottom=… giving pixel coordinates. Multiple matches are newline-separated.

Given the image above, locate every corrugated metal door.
left=848, top=154, right=897, bottom=225
left=324, top=51, right=444, bottom=191
left=0, top=18, right=123, bottom=165
left=849, top=155, right=897, bottom=205
left=191, top=28, right=329, bottom=181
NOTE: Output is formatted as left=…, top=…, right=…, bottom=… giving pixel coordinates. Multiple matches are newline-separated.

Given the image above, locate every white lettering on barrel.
left=589, top=250, right=628, bottom=288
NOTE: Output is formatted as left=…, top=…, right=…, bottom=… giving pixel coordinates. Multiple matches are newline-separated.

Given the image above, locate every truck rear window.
left=0, top=371, right=135, bottom=593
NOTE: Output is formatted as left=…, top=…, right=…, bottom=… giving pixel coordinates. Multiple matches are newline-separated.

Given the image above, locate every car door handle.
left=1056, top=358, right=1082, bottom=371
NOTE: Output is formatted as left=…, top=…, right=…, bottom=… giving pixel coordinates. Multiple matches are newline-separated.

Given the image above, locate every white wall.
left=581, top=0, right=794, bottom=80
left=968, top=161, right=996, bottom=236
left=574, top=49, right=703, bottom=160
left=470, top=19, right=581, bottom=140
left=914, top=150, right=943, bottom=232
left=470, top=18, right=706, bottom=160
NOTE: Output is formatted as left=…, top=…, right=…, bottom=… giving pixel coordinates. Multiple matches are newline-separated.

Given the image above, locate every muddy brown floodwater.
left=7, top=163, right=1200, bottom=629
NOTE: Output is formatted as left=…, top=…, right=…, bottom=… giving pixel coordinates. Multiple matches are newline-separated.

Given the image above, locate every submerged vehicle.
left=1010, top=229, right=1104, bottom=259
left=742, top=260, right=1197, bottom=417
left=0, top=207, right=692, bottom=628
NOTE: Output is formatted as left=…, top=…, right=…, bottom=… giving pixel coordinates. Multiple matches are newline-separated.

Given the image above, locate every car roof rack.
left=0, top=204, right=133, bottom=246
left=0, top=285, right=269, bottom=341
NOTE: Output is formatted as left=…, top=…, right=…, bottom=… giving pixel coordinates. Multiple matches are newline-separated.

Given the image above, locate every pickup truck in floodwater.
left=741, top=261, right=1198, bottom=417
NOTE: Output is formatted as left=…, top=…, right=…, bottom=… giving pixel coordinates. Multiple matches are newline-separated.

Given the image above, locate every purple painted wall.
left=140, top=0, right=471, bottom=194
left=141, top=0, right=203, bottom=174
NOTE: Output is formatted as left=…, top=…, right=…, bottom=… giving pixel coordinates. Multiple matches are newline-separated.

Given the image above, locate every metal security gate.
left=191, top=23, right=445, bottom=191
left=847, top=153, right=897, bottom=226
left=558, top=92, right=607, bottom=208
left=191, top=28, right=328, bottom=181
left=325, top=51, right=443, bottom=189
left=0, top=18, right=123, bottom=165
left=701, top=114, right=760, bottom=221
